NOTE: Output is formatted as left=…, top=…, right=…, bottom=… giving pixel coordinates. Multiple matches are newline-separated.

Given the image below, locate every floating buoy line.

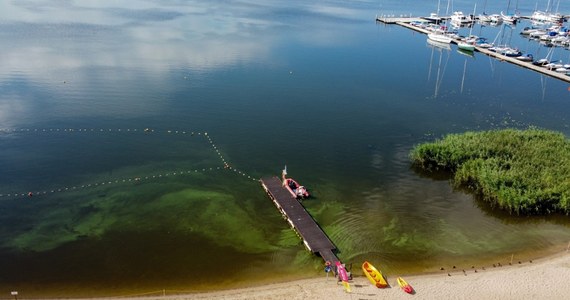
left=0, top=127, right=258, bottom=199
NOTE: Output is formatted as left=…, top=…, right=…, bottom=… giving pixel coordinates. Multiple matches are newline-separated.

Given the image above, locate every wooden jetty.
left=376, top=17, right=570, bottom=84
left=260, top=176, right=340, bottom=267
left=375, top=15, right=428, bottom=24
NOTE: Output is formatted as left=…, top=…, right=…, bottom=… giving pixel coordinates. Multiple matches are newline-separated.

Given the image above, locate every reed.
left=410, top=128, right=570, bottom=215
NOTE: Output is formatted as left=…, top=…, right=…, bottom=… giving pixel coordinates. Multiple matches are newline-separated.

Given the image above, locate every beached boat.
left=281, top=166, right=309, bottom=199
left=362, top=261, right=388, bottom=288
left=336, top=261, right=351, bottom=292
left=397, top=277, right=414, bottom=294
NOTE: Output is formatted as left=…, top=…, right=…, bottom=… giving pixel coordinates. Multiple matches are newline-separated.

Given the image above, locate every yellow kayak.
left=362, top=261, right=388, bottom=288
left=397, top=276, right=414, bottom=294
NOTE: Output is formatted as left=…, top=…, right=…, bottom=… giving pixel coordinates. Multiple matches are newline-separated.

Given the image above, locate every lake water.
left=1, top=0, right=570, bottom=297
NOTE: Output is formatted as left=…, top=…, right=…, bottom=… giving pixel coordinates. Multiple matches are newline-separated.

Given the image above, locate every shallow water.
left=1, top=0, right=570, bottom=297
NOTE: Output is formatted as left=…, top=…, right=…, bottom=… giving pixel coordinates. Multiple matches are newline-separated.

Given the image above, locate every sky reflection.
left=0, top=0, right=379, bottom=126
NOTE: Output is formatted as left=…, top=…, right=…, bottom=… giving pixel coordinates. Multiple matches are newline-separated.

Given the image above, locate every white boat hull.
left=428, top=33, right=452, bottom=44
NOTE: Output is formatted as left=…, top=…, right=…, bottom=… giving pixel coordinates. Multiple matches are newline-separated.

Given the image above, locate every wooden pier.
left=260, top=176, right=340, bottom=267
left=376, top=17, right=570, bottom=84
left=375, top=15, right=428, bottom=24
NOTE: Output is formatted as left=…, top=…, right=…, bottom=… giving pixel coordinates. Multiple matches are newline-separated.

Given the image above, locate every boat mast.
left=435, top=49, right=443, bottom=97
left=460, top=59, right=467, bottom=94
left=468, top=4, right=476, bottom=36
left=428, top=44, right=435, bottom=81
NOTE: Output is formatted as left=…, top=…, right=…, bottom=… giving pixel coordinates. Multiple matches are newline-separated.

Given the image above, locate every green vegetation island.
left=410, top=128, right=570, bottom=215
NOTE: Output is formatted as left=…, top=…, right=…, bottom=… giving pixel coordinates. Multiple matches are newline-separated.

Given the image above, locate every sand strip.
left=64, top=252, right=570, bottom=300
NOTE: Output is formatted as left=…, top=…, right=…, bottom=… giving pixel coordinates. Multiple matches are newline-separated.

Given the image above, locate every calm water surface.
left=1, top=0, right=570, bottom=296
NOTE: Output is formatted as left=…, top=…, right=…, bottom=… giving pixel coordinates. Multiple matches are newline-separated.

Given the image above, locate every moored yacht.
left=450, top=11, right=473, bottom=25
left=531, top=11, right=564, bottom=24
left=428, top=32, right=453, bottom=44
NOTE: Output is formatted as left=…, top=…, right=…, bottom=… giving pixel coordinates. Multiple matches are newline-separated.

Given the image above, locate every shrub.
left=410, top=128, right=570, bottom=215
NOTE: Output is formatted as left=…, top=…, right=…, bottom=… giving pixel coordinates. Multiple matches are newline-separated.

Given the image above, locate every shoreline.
left=57, top=250, right=570, bottom=300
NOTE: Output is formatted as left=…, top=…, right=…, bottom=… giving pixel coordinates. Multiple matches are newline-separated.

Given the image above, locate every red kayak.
left=397, top=276, right=414, bottom=294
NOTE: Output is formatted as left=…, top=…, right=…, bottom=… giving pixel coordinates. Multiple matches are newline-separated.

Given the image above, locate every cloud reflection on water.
left=0, top=1, right=376, bottom=125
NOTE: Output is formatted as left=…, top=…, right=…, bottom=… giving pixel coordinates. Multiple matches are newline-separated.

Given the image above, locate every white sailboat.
left=477, top=0, right=493, bottom=23
left=427, top=38, right=450, bottom=98
left=428, top=32, right=453, bottom=44
left=501, top=0, right=520, bottom=24
left=531, top=0, right=564, bottom=24
left=427, top=0, right=453, bottom=44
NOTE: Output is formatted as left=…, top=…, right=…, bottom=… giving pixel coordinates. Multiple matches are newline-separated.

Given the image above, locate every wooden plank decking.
left=260, top=176, right=340, bottom=266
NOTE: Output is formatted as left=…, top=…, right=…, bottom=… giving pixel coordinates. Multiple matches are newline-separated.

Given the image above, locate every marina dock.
left=375, top=16, right=570, bottom=84
left=260, top=176, right=340, bottom=267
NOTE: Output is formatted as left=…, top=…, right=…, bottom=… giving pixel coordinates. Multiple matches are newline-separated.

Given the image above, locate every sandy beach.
left=65, top=251, right=570, bottom=300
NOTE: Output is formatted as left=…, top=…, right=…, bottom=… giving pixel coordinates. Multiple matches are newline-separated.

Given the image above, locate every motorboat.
left=423, top=12, right=445, bottom=24
left=450, top=11, right=473, bottom=25
left=281, top=166, right=309, bottom=199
